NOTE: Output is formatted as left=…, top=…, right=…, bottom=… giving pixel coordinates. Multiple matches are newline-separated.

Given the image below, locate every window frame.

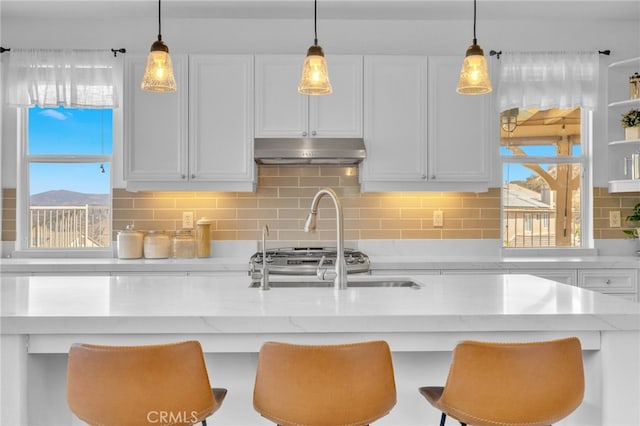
left=16, top=107, right=114, bottom=257
left=500, top=109, right=594, bottom=255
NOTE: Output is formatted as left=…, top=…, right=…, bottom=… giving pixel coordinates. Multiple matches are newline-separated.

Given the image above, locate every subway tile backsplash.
left=2, top=166, right=639, bottom=242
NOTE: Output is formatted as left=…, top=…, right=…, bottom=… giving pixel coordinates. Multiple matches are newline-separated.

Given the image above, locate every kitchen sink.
left=249, top=279, right=421, bottom=289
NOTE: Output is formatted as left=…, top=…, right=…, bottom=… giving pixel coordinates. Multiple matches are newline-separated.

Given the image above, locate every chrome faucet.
left=259, top=225, right=270, bottom=290
left=304, top=188, right=347, bottom=290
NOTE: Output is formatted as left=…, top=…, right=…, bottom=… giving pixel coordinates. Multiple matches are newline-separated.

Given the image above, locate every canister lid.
left=119, top=225, right=142, bottom=235
left=197, top=217, right=212, bottom=225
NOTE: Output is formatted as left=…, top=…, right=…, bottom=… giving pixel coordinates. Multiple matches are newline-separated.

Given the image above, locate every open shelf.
left=607, top=57, right=640, bottom=193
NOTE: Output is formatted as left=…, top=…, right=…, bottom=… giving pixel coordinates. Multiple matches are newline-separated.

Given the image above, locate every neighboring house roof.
left=502, top=184, right=553, bottom=210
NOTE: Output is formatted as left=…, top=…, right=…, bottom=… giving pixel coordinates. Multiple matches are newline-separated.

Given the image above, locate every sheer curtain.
left=4, top=49, right=118, bottom=108
left=496, top=51, right=600, bottom=112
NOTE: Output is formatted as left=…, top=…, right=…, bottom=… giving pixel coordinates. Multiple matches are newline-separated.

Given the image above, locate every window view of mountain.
left=30, top=190, right=109, bottom=207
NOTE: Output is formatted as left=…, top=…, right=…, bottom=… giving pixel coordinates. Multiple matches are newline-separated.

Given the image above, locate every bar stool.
left=67, top=340, right=226, bottom=426
left=418, top=337, right=584, bottom=426
left=253, top=340, right=397, bottom=426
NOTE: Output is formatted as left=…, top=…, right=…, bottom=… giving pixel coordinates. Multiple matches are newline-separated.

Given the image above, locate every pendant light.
left=298, top=0, right=332, bottom=95
left=457, top=0, right=492, bottom=95
left=141, top=0, right=176, bottom=92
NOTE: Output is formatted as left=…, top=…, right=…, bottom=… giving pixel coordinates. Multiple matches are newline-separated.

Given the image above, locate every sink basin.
left=249, top=279, right=421, bottom=289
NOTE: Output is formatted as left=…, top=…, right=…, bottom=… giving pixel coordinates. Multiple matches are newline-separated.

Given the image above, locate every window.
left=19, top=106, right=112, bottom=251
left=501, top=107, right=589, bottom=249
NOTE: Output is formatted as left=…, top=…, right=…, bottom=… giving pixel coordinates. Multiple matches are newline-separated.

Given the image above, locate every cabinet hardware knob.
left=430, top=175, right=436, bottom=179
left=311, top=130, right=317, bottom=136
left=181, top=174, right=186, bottom=179
left=605, top=279, right=611, bottom=285
left=302, top=131, right=308, bottom=137
left=421, top=174, right=427, bottom=180
left=191, top=174, right=196, bottom=179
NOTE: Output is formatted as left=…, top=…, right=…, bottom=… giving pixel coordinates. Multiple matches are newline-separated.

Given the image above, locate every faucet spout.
left=304, top=188, right=347, bottom=290
left=260, top=225, right=270, bottom=290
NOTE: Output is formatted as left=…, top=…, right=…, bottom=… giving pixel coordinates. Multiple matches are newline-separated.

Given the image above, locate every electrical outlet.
left=433, top=210, right=444, bottom=227
left=609, top=210, right=621, bottom=228
left=182, top=211, right=194, bottom=229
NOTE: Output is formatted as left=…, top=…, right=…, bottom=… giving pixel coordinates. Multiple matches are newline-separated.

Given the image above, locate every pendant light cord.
left=158, top=0, right=162, bottom=38
left=314, top=0, right=318, bottom=45
left=472, top=0, right=477, bottom=45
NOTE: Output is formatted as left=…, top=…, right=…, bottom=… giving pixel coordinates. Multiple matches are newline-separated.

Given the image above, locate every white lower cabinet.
left=578, top=269, right=638, bottom=301
left=510, top=269, right=577, bottom=286
left=440, top=269, right=503, bottom=275
left=371, top=269, right=439, bottom=276
left=371, top=266, right=638, bottom=302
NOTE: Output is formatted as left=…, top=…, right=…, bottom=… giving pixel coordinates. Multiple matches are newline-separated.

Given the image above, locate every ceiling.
left=500, top=108, right=582, bottom=143
left=2, top=0, right=639, bottom=21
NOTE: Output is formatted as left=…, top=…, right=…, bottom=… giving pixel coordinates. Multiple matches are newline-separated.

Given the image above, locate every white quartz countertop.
left=2, top=273, right=639, bottom=336
left=1, top=255, right=639, bottom=274
left=0, top=256, right=249, bottom=273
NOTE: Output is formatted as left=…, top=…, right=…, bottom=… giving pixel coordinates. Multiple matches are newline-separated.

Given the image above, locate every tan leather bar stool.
left=253, top=340, right=397, bottom=426
left=67, top=340, right=227, bottom=426
left=419, top=337, right=584, bottom=426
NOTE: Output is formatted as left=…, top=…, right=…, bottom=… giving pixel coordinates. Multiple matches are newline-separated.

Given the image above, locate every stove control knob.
left=265, top=255, right=274, bottom=263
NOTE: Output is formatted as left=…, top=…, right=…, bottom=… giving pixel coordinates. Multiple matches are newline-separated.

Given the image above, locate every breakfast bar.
left=2, top=273, right=640, bottom=426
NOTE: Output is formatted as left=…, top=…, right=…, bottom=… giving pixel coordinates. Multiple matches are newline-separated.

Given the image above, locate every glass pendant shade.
left=298, top=45, right=332, bottom=95
left=457, top=43, right=492, bottom=95
left=141, top=37, right=176, bottom=92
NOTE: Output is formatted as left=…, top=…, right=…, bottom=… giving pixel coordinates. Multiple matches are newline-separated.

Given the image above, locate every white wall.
left=1, top=12, right=639, bottom=188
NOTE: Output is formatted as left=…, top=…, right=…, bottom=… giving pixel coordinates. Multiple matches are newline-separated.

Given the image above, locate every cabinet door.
left=361, top=56, right=427, bottom=184
left=511, top=269, right=577, bottom=286
left=309, top=55, right=363, bottom=137
left=189, top=55, right=255, bottom=183
left=578, top=269, right=638, bottom=300
left=254, top=55, right=308, bottom=137
left=124, top=55, right=188, bottom=182
left=427, top=56, right=491, bottom=182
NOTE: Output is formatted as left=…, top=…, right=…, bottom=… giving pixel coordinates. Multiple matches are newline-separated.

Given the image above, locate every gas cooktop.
left=249, top=247, right=370, bottom=275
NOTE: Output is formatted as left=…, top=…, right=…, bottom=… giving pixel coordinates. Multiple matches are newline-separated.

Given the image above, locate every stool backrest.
left=253, top=340, right=397, bottom=426
left=439, top=337, right=584, bottom=426
left=67, top=340, right=217, bottom=426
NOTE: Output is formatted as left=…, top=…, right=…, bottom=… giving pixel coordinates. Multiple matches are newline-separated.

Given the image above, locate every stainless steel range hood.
left=254, top=138, right=366, bottom=165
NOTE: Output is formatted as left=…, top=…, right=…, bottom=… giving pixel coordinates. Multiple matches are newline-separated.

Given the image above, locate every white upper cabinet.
left=255, top=55, right=363, bottom=138
left=360, top=56, right=428, bottom=185
left=125, top=55, right=188, bottom=184
left=427, top=56, right=491, bottom=183
left=124, top=55, right=255, bottom=191
left=360, top=55, right=492, bottom=192
left=188, top=55, right=255, bottom=185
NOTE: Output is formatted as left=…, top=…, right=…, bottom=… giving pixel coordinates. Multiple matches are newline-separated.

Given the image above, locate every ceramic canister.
left=116, top=226, right=144, bottom=259
left=196, top=218, right=212, bottom=258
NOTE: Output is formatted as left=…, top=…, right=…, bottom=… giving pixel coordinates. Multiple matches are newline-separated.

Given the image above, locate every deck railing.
left=503, top=210, right=580, bottom=248
left=29, top=205, right=111, bottom=248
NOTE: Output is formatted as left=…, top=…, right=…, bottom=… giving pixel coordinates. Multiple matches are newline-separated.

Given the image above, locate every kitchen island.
left=2, top=273, right=639, bottom=425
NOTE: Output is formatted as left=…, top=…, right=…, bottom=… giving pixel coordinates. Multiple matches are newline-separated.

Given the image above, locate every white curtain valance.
left=4, top=49, right=118, bottom=108
left=496, top=51, right=600, bottom=112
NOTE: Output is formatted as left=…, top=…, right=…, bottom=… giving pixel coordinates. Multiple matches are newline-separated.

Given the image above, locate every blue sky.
left=29, top=106, right=112, bottom=195
left=501, top=145, right=583, bottom=183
